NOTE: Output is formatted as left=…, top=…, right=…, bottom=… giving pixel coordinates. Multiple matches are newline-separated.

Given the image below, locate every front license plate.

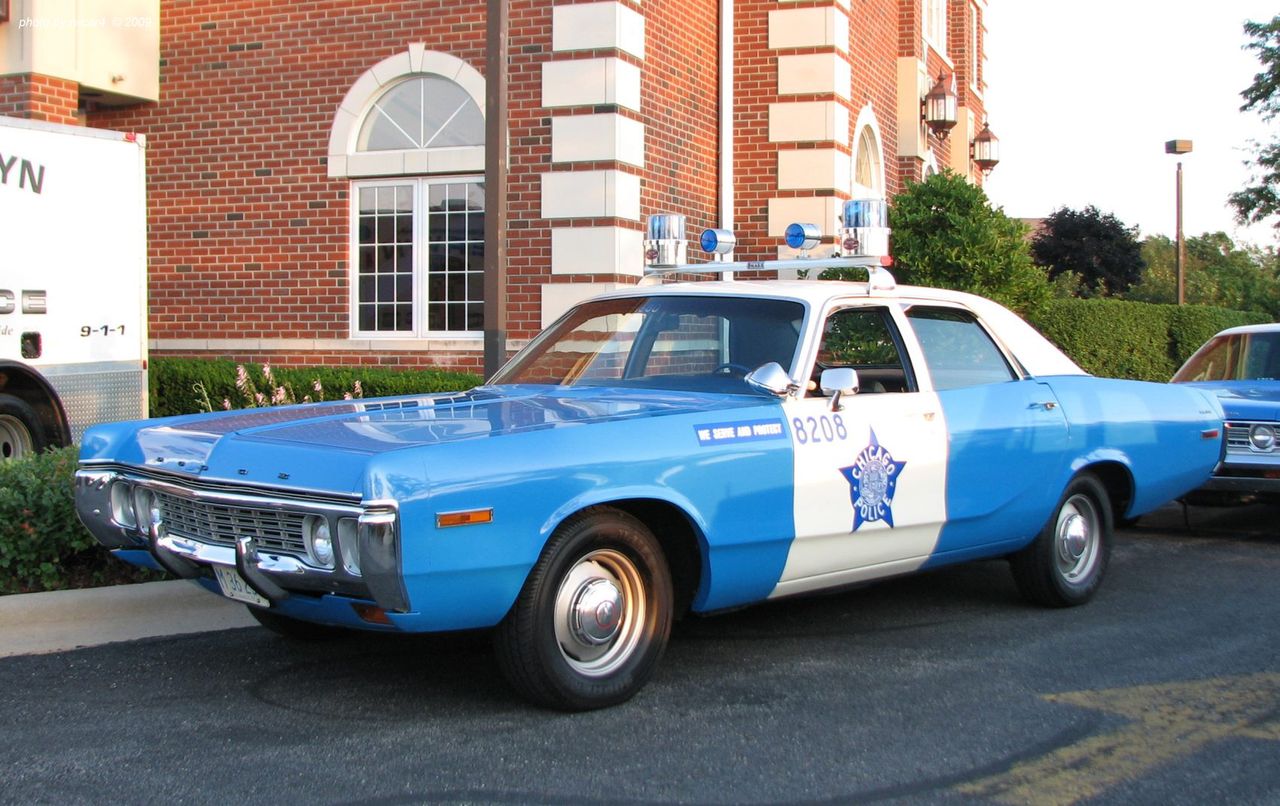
left=214, top=565, right=270, bottom=608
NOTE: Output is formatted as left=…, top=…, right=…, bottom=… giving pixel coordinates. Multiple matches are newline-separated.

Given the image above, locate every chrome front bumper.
left=75, top=466, right=409, bottom=612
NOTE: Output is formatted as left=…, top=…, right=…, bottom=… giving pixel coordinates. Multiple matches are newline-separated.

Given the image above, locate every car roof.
left=1211, top=322, right=1280, bottom=337
left=592, top=279, right=1087, bottom=378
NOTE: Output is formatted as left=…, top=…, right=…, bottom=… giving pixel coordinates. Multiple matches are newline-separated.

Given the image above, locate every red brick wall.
left=734, top=0, right=905, bottom=263
left=1, top=0, right=985, bottom=374
left=0, top=74, right=81, bottom=124
left=87, top=1, right=491, bottom=362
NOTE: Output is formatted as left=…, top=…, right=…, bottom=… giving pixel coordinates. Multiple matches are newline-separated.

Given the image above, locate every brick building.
left=1, top=0, right=989, bottom=373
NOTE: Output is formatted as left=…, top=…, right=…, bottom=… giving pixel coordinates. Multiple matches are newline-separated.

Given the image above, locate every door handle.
left=1029, top=401, right=1058, bottom=411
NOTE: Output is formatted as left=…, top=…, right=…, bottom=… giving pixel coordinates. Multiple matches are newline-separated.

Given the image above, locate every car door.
left=903, top=304, right=1070, bottom=562
left=773, top=304, right=950, bottom=598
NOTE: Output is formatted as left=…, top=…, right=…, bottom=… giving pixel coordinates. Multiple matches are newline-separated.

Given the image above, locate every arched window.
left=328, top=47, right=487, bottom=338
left=357, top=75, right=484, bottom=152
left=853, top=126, right=883, bottom=198
left=850, top=105, right=886, bottom=202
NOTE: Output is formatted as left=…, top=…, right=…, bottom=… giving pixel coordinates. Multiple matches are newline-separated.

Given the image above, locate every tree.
left=864, top=170, right=1050, bottom=315
left=1030, top=205, right=1145, bottom=297
left=1125, top=232, right=1280, bottom=317
left=1229, top=15, right=1280, bottom=229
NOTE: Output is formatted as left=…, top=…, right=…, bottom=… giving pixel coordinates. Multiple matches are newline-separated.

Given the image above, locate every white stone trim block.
left=551, top=114, right=645, bottom=167
left=551, top=226, right=645, bottom=277
left=541, top=170, right=642, bottom=220
left=767, top=196, right=842, bottom=238
left=541, top=282, right=631, bottom=329
left=553, top=2, right=646, bottom=59
left=542, top=57, right=642, bottom=111
left=777, top=53, right=851, bottom=99
left=768, top=101, right=849, bottom=143
left=777, top=149, right=851, bottom=194
left=768, top=7, right=848, bottom=53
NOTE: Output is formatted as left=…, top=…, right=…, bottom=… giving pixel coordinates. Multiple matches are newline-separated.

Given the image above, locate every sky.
left=981, top=1, right=1278, bottom=248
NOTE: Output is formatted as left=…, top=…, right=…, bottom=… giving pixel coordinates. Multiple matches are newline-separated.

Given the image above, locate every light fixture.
left=971, top=122, right=1000, bottom=175
left=921, top=71, right=957, bottom=140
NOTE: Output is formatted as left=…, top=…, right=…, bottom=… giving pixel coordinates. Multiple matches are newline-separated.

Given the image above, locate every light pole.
left=1164, top=139, right=1192, bottom=305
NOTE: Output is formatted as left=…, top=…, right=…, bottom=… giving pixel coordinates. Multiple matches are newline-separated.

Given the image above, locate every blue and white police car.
left=75, top=208, right=1225, bottom=710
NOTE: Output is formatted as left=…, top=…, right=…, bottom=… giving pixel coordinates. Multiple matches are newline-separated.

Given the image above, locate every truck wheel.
left=0, top=394, right=46, bottom=460
left=494, top=507, right=673, bottom=711
left=247, top=606, right=345, bottom=640
left=1010, top=474, right=1111, bottom=608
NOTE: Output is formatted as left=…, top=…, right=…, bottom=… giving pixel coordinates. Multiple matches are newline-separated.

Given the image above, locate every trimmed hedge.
left=0, top=447, right=162, bottom=594
left=150, top=358, right=483, bottom=418
left=1028, top=299, right=1269, bottom=381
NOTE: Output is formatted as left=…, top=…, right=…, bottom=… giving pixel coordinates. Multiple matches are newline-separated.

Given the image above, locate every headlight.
left=110, top=483, right=136, bottom=529
left=338, top=517, right=361, bottom=576
left=1249, top=424, right=1276, bottom=452
left=132, top=487, right=157, bottom=533
left=304, top=515, right=335, bottom=568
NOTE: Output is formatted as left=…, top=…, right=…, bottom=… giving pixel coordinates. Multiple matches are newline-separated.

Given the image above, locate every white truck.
left=0, top=116, right=148, bottom=459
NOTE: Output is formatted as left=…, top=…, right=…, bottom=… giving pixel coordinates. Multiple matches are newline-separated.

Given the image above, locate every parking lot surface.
left=0, top=503, right=1276, bottom=805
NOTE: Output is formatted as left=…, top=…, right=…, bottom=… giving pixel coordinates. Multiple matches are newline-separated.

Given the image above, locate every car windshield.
left=492, top=295, right=806, bottom=392
left=1174, top=331, right=1280, bottom=382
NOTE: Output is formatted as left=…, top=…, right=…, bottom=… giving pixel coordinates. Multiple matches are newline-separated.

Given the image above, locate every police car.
left=75, top=207, right=1225, bottom=711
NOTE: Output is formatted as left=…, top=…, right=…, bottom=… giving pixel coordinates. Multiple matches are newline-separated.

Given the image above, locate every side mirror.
left=820, top=367, right=859, bottom=411
left=746, top=362, right=798, bottom=398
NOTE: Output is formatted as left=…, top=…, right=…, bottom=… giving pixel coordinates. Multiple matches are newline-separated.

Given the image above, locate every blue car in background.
left=76, top=278, right=1226, bottom=710
left=1173, top=323, right=1280, bottom=504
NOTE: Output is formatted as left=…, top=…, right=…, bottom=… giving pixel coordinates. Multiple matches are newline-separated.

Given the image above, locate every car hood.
left=82, top=385, right=773, bottom=490
left=1181, top=381, right=1280, bottom=421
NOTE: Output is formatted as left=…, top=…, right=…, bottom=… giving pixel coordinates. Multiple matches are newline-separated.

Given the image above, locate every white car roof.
left=1211, top=322, right=1280, bottom=337
left=593, top=279, right=1087, bottom=378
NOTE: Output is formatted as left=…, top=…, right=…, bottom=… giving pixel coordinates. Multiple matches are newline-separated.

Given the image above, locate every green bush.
left=1028, top=299, right=1269, bottom=381
left=150, top=358, right=483, bottom=417
left=0, top=447, right=161, bottom=594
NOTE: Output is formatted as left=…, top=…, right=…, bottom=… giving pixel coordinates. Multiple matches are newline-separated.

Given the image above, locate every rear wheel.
left=1010, top=474, right=1111, bottom=607
left=0, top=394, right=46, bottom=461
left=247, top=606, right=345, bottom=640
left=494, top=507, right=673, bottom=711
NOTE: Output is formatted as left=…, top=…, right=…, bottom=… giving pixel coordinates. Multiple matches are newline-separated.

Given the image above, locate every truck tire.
left=0, top=394, right=47, bottom=460
left=494, top=506, right=673, bottom=711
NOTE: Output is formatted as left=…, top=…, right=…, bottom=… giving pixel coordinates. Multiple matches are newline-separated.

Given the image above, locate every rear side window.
left=906, top=306, right=1017, bottom=390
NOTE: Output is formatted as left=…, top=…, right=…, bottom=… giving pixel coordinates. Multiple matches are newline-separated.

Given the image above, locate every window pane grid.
left=357, top=183, right=415, bottom=333
left=353, top=178, right=484, bottom=337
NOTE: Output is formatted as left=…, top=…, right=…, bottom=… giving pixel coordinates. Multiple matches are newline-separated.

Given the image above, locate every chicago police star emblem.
left=839, top=429, right=907, bottom=531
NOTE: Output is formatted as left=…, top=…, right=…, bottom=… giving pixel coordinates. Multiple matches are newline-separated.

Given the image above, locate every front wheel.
left=1010, top=474, right=1112, bottom=608
left=494, top=507, right=673, bottom=711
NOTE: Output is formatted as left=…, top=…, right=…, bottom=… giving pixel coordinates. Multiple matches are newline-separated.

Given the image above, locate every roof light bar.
left=640, top=210, right=896, bottom=293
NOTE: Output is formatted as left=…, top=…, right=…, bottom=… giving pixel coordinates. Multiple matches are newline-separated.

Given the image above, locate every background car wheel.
left=0, top=394, right=47, bottom=461
left=494, top=506, right=673, bottom=711
left=247, top=606, right=345, bottom=640
left=1010, top=474, right=1112, bottom=608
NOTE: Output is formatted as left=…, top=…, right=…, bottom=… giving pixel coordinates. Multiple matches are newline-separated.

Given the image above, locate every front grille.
left=156, top=490, right=308, bottom=556
left=1225, top=423, right=1252, bottom=450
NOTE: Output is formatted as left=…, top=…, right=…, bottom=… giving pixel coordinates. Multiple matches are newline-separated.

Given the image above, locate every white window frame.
left=923, top=0, right=948, bottom=55
left=349, top=175, right=485, bottom=340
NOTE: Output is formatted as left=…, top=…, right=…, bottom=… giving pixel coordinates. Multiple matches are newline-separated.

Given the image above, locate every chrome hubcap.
left=0, top=415, right=33, bottom=461
left=1054, top=494, right=1099, bottom=583
left=554, top=549, right=645, bottom=677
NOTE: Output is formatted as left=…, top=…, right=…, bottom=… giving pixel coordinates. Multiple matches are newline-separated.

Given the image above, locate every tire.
left=0, top=394, right=47, bottom=461
left=1010, top=474, right=1112, bottom=608
left=494, top=506, right=673, bottom=711
left=247, top=605, right=345, bottom=640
